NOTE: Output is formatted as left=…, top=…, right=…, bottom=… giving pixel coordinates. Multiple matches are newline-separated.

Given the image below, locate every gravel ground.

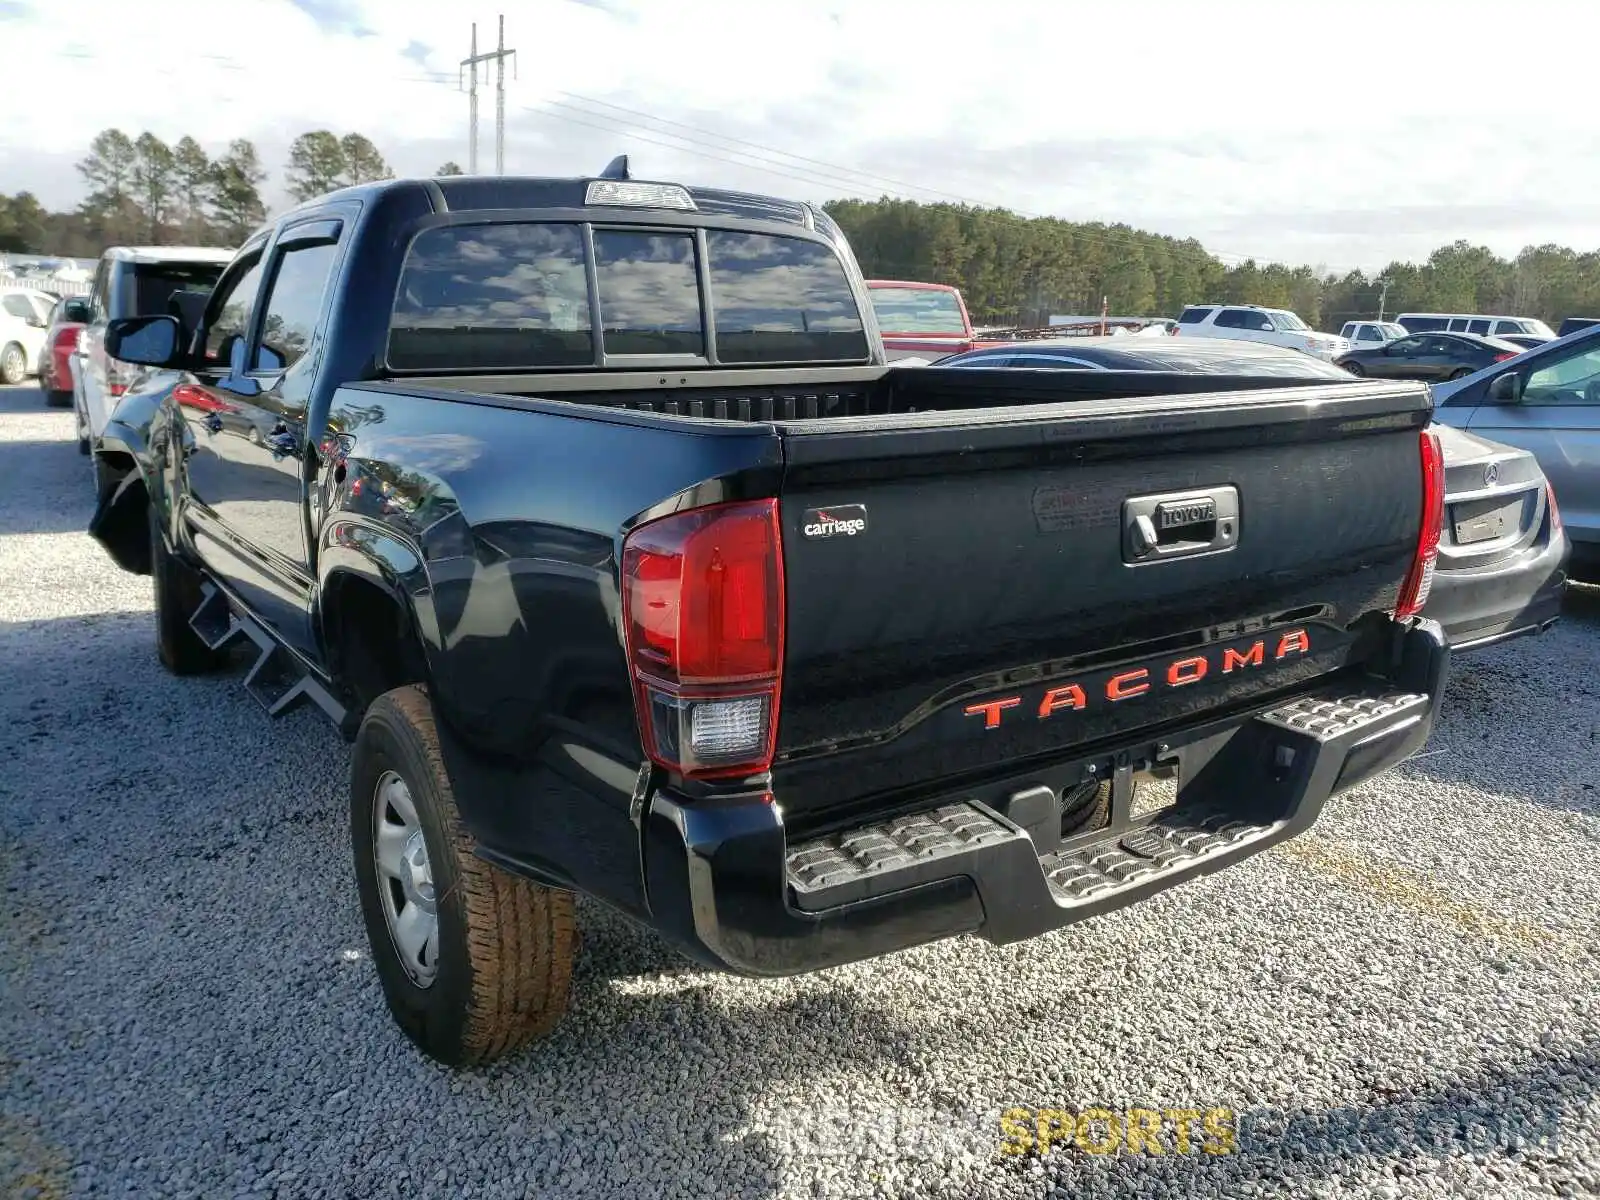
left=3, top=380, right=1599, bottom=1200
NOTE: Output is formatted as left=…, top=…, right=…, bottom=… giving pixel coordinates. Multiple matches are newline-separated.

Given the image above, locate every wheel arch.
left=318, top=531, right=441, bottom=720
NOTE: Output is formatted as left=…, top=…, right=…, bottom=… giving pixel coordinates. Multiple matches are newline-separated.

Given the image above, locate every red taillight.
left=52, top=326, right=79, bottom=350
left=1394, top=429, right=1445, bottom=620
left=1493, top=352, right=1515, bottom=362
left=621, top=498, right=784, bottom=780
left=1548, top=484, right=1562, bottom=536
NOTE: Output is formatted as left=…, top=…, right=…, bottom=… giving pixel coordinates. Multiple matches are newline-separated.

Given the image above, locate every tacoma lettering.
left=962, top=630, right=1310, bottom=730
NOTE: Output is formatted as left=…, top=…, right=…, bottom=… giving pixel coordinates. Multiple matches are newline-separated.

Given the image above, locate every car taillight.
left=1394, top=428, right=1445, bottom=620
left=621, top=498, right=784, bottom=781
left=1547, top=484, right=1562, bottom=536
left=1492, top=352, right=1515, bottom=362
left=52, top=326, right=79, bottom=350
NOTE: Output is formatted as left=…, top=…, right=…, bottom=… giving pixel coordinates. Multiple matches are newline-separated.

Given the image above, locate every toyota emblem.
left=1484, top=461, right=1500, bottom=486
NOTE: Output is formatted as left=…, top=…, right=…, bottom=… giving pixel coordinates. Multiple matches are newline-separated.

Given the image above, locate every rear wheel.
left=351, top=685, right=576, bottom=1066
left=1342, top=360, right=1365, bottom=377
left=149, top=505, right=225, bottom=675
left=1447, top=368, right=1473, bottom=381
left=0, top=343, right=25, bottom=386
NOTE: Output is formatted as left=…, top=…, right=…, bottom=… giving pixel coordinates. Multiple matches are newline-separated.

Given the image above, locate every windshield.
left=1377, top=323, right=1407, bottom=339
left=1522, top=319, right=1556, bottom=338
left=1268, top=310, right=1309, bottom=331
left=868, top=286, right=967, bottom=335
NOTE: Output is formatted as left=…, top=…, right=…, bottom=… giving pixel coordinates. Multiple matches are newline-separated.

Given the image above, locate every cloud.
left=0, top=0, right=1597, bottom=272
left=286, top=0, right=375, bottom=36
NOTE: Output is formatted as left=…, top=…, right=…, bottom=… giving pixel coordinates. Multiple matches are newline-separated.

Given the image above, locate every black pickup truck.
left=88, top=166, right=1450, bottom=1066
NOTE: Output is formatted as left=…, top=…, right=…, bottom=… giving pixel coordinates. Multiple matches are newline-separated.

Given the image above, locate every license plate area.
left=1451, top=493, right=1528, bottom=545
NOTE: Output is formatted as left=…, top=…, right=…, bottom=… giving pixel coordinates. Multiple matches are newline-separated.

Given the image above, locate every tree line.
left=0, top=127, right=461, bottom=258
left=824, top=198, right=1600, bottom=330
left=7, top=134, right=1599, bottom=331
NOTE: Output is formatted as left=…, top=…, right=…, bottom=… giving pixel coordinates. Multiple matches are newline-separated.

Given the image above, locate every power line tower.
left=459, top=16, right=517, bottom=175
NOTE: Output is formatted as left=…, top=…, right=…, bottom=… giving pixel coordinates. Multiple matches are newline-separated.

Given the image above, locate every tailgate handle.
left=1123, top=487, right=1239, bottom=565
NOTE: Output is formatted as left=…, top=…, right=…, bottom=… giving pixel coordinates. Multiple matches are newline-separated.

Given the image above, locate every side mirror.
left=1487, top=373, right=1523, bottom=403
left=63, top=298, right=91, bottom=324
left=105, top=315, right=181, bottom=367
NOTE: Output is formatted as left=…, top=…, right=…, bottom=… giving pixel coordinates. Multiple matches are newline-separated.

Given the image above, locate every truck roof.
left=271, top=174, right=827, bottom=233
left=103, top=246, right=236, bottom=265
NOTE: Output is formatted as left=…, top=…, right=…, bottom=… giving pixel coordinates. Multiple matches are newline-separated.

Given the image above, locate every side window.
left=592, top=229, right=703, bottom=356
left=1214, top=308, right=1248, bottom=329
left=1389, top=336, right=1423, bottom=354
left=1425, top=337, right=1457, bottom=355
left=255, top=242, right=339, bottom=373
left=1340, top=323, right=1355, bottom=338
left=1467, top=319, right=1491, bottom=335
left=1492, top=320, right=1522, bottom=335
left=1248, top=312, right=1275, bottom=331
left=1523, top=344, right=1600, bottom=406
left=203, top=257, right=266, bottom=368
left=1177, top=306, right=1212, bottom=325
left=1, top=295, right=34, bottom=320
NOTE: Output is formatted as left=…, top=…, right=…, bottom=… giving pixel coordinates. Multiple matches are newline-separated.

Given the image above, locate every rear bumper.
left=641, top=620, right=1449, bottom=977
left=1426, top=529, right=1569, bottom=652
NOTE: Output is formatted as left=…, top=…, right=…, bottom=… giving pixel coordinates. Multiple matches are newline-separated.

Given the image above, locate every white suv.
left=1340, top=320, right=1408, bottom=349
left=1173, top=304, right=1349, bottom=361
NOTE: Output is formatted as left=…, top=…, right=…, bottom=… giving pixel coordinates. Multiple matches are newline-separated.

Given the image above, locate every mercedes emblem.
left=1484, top=461, right=1500, bottom=487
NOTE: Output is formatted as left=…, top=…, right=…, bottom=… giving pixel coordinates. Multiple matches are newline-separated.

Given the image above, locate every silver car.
left=1432, top=324, right=1600, bottom=580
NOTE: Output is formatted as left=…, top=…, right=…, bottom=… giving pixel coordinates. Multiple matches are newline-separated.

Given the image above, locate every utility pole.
left=459, top=16, right=517, bottom=175
left=1377, top=277, right=1392, bottom=322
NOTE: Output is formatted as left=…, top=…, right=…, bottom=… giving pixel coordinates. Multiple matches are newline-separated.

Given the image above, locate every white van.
left=1396, top=312, right=1555, bottom=339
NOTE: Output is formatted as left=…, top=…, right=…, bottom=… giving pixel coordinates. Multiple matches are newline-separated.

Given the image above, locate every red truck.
left=865, top=279, right=1007, bottom=362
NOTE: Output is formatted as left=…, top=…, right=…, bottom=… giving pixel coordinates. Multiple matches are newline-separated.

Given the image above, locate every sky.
left=2, top=0, right=1597, bottom=274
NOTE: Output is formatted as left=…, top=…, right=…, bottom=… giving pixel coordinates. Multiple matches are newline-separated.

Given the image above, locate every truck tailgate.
left=770, top=379, right=1432, bottom=817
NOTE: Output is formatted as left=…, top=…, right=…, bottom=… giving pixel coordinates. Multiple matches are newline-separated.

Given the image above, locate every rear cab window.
left=130, top=261, right=227, bottom=322
left=387, top=221, right=868, bottom=370
left=1177, top=306, right=1213, bottom=325
left=868, top=286, right=967, bottom=335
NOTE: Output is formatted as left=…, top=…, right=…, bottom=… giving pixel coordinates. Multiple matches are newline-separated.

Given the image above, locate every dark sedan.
left=937, top=336, right=1358, bottom=377
left=940, top=335, right=1569, bottom=652
left=1337, top=331, right=1523, bottom=381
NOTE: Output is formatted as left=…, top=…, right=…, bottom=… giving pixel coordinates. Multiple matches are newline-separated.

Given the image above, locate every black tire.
left=1061, top=777, right=1111, bottom=837
left=1342, top=360, right=1364, bottom=377
left=149, top=505, right=225, bottom=675
left=0, top=343, right=25, bottom=386
left=351, top=685, right=576, bottom=1066
left=1447, top=368, right=1473, bottom=381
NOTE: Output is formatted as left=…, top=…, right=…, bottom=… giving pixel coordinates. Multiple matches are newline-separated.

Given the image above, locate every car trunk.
left=1434, top=424, right=1549, bottom=569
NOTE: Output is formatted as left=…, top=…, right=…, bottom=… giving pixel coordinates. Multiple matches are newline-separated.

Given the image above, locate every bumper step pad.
left=784, top=678, right=1436, bottom=931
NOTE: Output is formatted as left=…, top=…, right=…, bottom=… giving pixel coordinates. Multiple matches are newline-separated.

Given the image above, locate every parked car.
left=1171, top=304, right=1349, bottom=361
left=937, top=336, right=1357, bottom=378
left=1433, top=323, right=1600, bottom=579
left=940, top=336, right=1567, bottom=650
left=1396, top=312, right=1556, bottom=339
left=1557, top=317, right=1600, bottom=338
left=87, top=170, right=1449, bottom=1067
left=1339, top=320, right=1409, bottom=349
left=864, top=279, right=1007, bottom=362
left=1337, top=331, right=1523, bottom=381
left=38, top=294, right=91, bottom=406
left=0, top=287, right=54, bottom=384
left=75, top=245, right=232, bottom=456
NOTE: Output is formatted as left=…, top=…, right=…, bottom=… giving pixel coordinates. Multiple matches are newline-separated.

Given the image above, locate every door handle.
left=1122, top=487, right=1241, bottom=565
